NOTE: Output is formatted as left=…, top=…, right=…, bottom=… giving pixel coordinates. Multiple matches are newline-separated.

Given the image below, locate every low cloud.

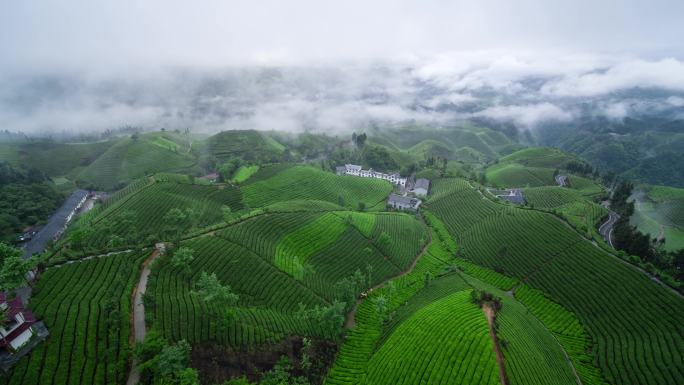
left=541, top=59, right=684, bottom=97
left=473, top=103, right=574, bottom=128
left=1, top=54, right=683, bottom=136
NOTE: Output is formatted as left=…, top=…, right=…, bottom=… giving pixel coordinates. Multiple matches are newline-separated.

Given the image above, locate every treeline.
left=565, top=160, right=599, bottom=178
left=610, top=181, right=684, bottom=284
left=0, top=162, right=64, bottom=243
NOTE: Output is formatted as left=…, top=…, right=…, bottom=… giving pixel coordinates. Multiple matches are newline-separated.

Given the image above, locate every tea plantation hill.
left=1, top=130, right=682, bottom=385
left=630, top=184, right=684, bottom=251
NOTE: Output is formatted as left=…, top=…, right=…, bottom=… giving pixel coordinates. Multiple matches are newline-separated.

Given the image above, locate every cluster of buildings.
left=1, top=293, right=48, bottom=371
left=336, top=164, right=431, bottom=211
left=336, top=164, right=408, bottom=187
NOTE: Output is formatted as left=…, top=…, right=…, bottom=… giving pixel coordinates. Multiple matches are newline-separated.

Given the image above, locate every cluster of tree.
left=295, top=301, right=346, bottom=340
left=0, top=242, right=34, bottom=293
left=68, top=209, right=146, bottom=255
left=217, top=159, right=244, bottom=182
left=362, top=145, right=399, bottom=171
left=164, top=208, right=198, bottom=245
left=565, top=160, right=599, bottom=177
left=223, top=355, right=312, bottom=385
left=351, top=132, right=367, bottom=148
left=334, top=265, right=372, bottom=312
left=192, top=271, right=240, bottom=329
left=0, top=162, right=63, bottom=244
left=610, top=181, right=684, bottom=283
left=134, top=330, right=199, bottom=385
left=469, top=290, right=503, bottom=312
left=68, top=206, right=201, bottom=257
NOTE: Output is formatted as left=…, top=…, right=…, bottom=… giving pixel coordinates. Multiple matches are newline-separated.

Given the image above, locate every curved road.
left=599, top=211, right=619, bottom=248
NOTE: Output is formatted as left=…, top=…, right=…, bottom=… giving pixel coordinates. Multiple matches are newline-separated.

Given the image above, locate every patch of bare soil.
left=190, top=336, right=337, bottom=385
left=483, top=304, right=509, bottom=385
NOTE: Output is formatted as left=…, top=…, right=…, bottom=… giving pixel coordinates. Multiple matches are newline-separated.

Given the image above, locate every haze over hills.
left=0, top=1, right=683, bottom=385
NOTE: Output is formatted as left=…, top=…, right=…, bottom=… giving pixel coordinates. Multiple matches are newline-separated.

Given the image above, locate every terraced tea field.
left=82, top=179, right=244, bottom=247
left=76, top=136, right=197, bottom=190
left=365, top=290, right=499, bottom=385
left=0, top=251, right=146, bottom=385
left=242, top=165, right=393, bottom=210
left=429, top=178, right=684, bottom=385
left=147, top=210, right=427, bottom=346
left=631, top=185, right=684, bottom=251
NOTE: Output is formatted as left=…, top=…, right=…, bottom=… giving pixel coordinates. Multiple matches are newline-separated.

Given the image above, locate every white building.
left=336, top=164, right=407, bottom=186
left=0, top=294, right=36, bottom=352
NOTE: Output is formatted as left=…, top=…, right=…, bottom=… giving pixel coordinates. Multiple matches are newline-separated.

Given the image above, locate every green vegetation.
left=326, top=216, right=581, bottom=385
left=232, top=165, right=260, bottom=183
left=523, top=186, right=607, bottom=240
left=0, top=162, right=64, bottom=243
left=75, top=133, right=197, bottom=190
left=0, top=243, right=33, bottom=292
left=242, top=166, right=392, bottom=210
left=207, top=130, right=285, bottom=163
left=429, top=178, right=684, bottom=385
left=610, top=181, right=684, bottom=284
left=538, top=122, right=684, bottom=187
left=66, top=178, right=243, bottom=255
left=631, top=184, right=684, bottom=251
left=274, top=213, right=348, bottom=279
left=0, top=251, right=146, bottom=385
left=486, top=163, right=555, bottom=187
left=2, top=126, right=682, bottom=385
left=499, top=147, right=580, bottom=169
left=146, top=210, right=427, bottom=350
left=16, top=140, right=115, bottom=178
left=366, top=290, right=499, bottom=385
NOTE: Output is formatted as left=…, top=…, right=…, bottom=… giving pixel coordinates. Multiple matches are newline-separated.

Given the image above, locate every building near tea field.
left=410, top=178, right=430, bottom=197
left=336, top=164, right=407, bottom=187
left=0, top=292, right=49, bottom=372
left=387, top=194, right=421, bottom=211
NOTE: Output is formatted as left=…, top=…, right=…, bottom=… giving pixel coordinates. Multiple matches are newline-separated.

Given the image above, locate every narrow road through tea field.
left=483, top=304, right=509, bottom=385
left=126, top=246, right=162, bottom=385
left=344, top=232, right=432, bottom=329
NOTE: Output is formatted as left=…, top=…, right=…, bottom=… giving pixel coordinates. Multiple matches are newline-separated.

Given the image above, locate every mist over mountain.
left=1, top=55, right=683, bottom=137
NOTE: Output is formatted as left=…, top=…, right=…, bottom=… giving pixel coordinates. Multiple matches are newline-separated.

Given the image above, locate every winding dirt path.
left=126, top=247, right=162, bottom=385
left=483, top=304, right=509, bottom=385
left=344, top=231, right=432, bottom=329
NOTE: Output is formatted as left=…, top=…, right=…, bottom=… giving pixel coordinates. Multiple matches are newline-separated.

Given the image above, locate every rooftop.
left=414, top=178, right=430, bottom=189
left=388, top=194, right=421, bottom=206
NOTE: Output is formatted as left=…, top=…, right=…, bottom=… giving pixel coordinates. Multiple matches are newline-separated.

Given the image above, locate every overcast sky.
left=1, top=1, right=683, bottom=134
left=1, top=0, right=683, bottom=71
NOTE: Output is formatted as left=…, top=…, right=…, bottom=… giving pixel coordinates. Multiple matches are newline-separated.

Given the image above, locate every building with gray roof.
left=387, top=193, right=421, bottom=211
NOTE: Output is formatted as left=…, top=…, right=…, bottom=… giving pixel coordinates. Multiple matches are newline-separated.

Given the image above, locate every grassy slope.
left=231, top=165, right=260, bottom=183
left=327, top=221, right=578, bottom=385
left=365, top=290, right=500, bottom=385
left=76, top=133, right=196, bottom=190
left=631, top=185, right=684, bottom=251
left=486, top=148, right=604, bottom=197
left=523, top=186, right=608, bottom=241
left=0, top=251, right=146, bottom=385
left=207, top=130, right=285, bottom=162
left=147, top=210, right=427, bottom=346
left=81, top=179, right=243, bottom=247
left=19, top=140, right=115, bottom=177
left=241, top=165, right=393, bottom=210
left=428, top=178, right=684, bottom=385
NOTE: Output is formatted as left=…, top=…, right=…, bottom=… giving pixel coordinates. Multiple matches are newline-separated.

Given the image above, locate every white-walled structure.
left=0, top=294, right=36, bottom=352
left=336, top=164, right=407, bottom=186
